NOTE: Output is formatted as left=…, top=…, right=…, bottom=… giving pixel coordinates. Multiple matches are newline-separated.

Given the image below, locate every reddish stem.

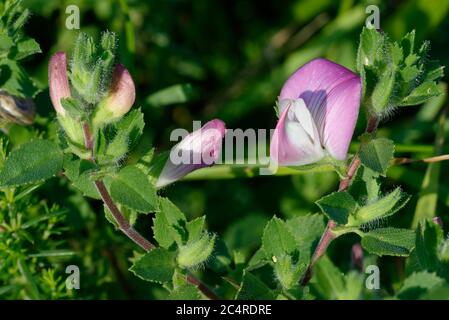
left=301, top=115, right=379, bottom=287
left=81, top=121, right=219, bottom=300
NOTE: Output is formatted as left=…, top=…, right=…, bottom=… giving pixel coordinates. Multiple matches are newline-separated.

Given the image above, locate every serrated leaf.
left=63, top=154, right=105, bottom=199
left=109, top=165, right=159, bottom=213
left=286, top=214, right=325, bottom=264
left=400, top=82, right=443, bottom=106
left=353, top=187, right=410, bottom=226
left=152, top=197, right=186, bottom=248
left=113, top=109, right=145, bottom=151
left=348, top=165, right=380, bottom=204
left=167, top=284, right=201, bottom=300
left=12, top=37, right=41, bottom=60
left=129, top=248, right=176, bottom=284
left=273, top=255, right=306, bottom=289
left=361, top=228, right=415, bottom=257
left=359, top=138, right=394, bottom=176
left=262, top=217, right=297, bottom=260
left=316, top=191, right=357, bottom=225
left=0, top=59, right=40, bottom=98
left=236, top=271, right=276, bottom=300
left=0, top=139, right=63, bottom=187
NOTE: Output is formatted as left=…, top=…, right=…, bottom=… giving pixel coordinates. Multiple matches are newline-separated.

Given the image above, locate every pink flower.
left=49, top=52, right=71, bottom=116
left=156, top=119, right=226, bottom=188
left=270, top=58, right=362, bottom=166
left=101, top=64, right=136, bottom=119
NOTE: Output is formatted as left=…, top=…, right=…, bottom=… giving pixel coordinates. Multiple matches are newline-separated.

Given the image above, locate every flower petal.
left=104, top=64, right=136, bottom=118
left=270, top=99, right=324, bottom=166
left=279, top=58, right=361, bottom=160
left=48, top=52, right=71, bottom=116
left=156, top=119, right=226, bottom=188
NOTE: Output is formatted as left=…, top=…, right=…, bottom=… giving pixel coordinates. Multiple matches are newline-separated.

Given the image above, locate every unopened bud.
left=177, top=233, right=215, bottom=268
left=0, top=91, right=35, bottom=125
left=48, top=52, right=71, bottom=116
left=92, top=64, right=135, bottom=127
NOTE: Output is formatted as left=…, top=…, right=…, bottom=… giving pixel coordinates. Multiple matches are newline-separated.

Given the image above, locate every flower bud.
left=156, top=119, right=226, bottom=188
left=92, top=64, right=135, bottom=127
left=0, top=91, right=35, bottom=125
left=48, top=52, right=71, bottom=116
left=177, top=233, right=216, bottom=268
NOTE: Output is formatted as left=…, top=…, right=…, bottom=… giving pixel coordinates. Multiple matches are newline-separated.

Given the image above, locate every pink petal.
left=156, top=119, right=226, bottom=188
left=104, top=64, right=136, bottom=118
left=270, top=100, right=324, bottom=166
left=279, top=58, right=361, bottom=160
left=48, top=52, right=71, bottom=116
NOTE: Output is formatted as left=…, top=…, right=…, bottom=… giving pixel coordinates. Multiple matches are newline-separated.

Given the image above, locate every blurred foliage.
left=1, top=0, right=449, bottom=299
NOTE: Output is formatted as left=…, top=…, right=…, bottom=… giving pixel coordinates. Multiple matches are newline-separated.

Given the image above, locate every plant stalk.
left=81, top=121, right=219, bottom=300
left=301, top=115, right=379, bottom=286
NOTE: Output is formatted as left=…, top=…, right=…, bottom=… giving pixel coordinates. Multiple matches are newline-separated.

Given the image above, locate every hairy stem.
left=81, top=121, right=219, bottom=300
left=301, top=115, right=379, bottom=286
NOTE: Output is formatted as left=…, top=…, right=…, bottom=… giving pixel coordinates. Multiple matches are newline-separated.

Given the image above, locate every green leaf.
left=286, top=214, right=325, bottom=264
left=113, top=109, right=145, bottom=151
left=104, top=204, right=138, bottom=229
left=152, top=197, right=186, bottom=248
left=146, top=84, right=194, bottom=108
left=397, top=271, right=446, bottom=300
left=316, top=191, right=357, bottom=225
left=94, top=109, right=145, bottom=165
left=11, top=37, right=41, bottom=60
left=0, top=59, right=40, bottom=98
left=167, top=284, right=201, bottom=300
left=177, top=233, right=216, bottom=268
left=371, top=68, right=396, bottom=113
left=310, top=255, right=344, bottom=299
left=63, top=154, right=101, bottom=199
left=109, top=165, right=159, bottom=213
left=361, top=228, right=415, bottom=257
left=129, top=248, right=176, bottom=284
left=21, top=209, right=67, bottom=229
left=401, top=82, right=443, bottom=106
left=236, top=271, right=276, bottom=300
left=0, top=139, right=63, bottom=187
left=414, top=219, right=444, bottom=272
left=60, top=98, right=86, bottom=119
left=359, top=138, right=395, bottom=176
left=273, top=255, right=306, bottom=289
left=17, top=258, right=41, bottom=299
left=186, top=216, right=206, bottom=242
left=262, top=217, right=297, bottom=259
left=349, top=165, right=380, bottom=204
left=352, top=187, right=410, bottom=226
left=28, top=249, right=76, bottom=258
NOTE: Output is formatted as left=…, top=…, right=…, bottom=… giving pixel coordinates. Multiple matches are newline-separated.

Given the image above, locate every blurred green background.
left=4, top=0, right=449, bottom=299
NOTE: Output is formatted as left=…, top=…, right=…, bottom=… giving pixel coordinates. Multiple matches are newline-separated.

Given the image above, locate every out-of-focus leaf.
left=236, top=270, right=276, bottom=300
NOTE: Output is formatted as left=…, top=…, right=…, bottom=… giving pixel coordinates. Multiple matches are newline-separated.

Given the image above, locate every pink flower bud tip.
left=156, top=119, right=226, bottom=188
left=49, top=52, right=71, bottom=116
left=104, top=64, right=136, bottom=118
